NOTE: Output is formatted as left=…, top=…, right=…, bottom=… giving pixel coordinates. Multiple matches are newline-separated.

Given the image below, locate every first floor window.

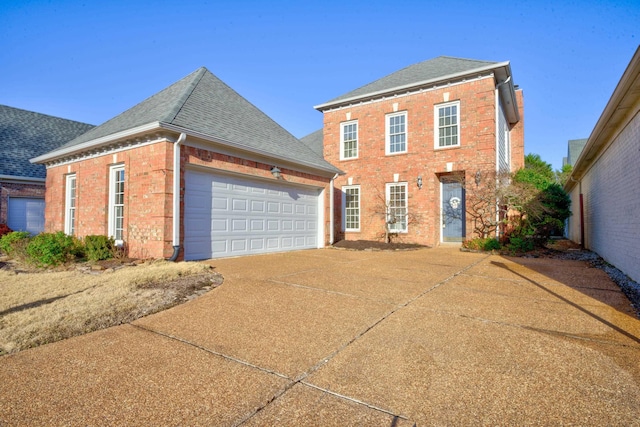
left=343, top=185, right=360, bottom=231
left=341, top=120, right=358, bottom=159
left=64, top=174, right=77, bottom=235
left=436, top=101, right=460, bottom=148
left=386, top=112, right=407, bottom=154
left=109, top=165, right=125, bottom=243
left=386, top=182, right=408, bottom=232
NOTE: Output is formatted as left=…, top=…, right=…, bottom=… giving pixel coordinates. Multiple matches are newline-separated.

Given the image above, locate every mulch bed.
left=332, top=240, right=428, bottom=251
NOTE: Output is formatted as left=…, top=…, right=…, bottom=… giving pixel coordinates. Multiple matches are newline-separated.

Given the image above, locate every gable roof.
left=314, top=56, right=518, bottom=122
left=35, top=67, right=338, bottom=173
left=0, top=105, right=94, bottom=180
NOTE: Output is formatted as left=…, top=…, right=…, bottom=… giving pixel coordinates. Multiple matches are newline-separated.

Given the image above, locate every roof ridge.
left=162, top=67, right=208, bottom=124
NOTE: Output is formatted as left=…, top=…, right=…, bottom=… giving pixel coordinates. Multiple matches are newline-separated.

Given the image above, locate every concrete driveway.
left=1, top=247, right=639, bottom=426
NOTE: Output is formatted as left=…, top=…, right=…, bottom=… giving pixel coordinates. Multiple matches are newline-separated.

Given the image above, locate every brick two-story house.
left=314, top=56, right=524, bottom=246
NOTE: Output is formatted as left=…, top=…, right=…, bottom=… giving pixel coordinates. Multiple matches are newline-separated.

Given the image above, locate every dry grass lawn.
left=0, top=260, right=222, bottom=355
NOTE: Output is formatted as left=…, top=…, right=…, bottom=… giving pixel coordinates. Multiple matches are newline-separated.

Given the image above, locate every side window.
left=386, top=112, right=407, bottom=155
left=64, top=174, right=77, bottom=235
left=386, top=182, right=408, bottom=232
left=342, top=185, right=360, bottom=231
left=435, top=101, right=460, bottom=148
left=340, top=120, right=358, bottom=160
left=108, top=165, right=125, bottom=243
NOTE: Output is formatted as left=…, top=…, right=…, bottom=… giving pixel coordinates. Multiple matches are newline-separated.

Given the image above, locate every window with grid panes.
left=109, top=165, right=125, bottom=242
left=436, top=101, right=460, bottom=147
left=386, top=112, right=407, bottom=154
left=341, top=121, right=358, bottom=159
left=386, top=183, right=407, bottom=232
left=343, top=186, right=360, bottom=231
left=65, top=174, right=76, bottom=235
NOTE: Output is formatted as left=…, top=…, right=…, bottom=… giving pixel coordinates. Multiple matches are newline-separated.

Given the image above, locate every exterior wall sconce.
left=270, top=166, right=282, bottom=179
left=417, top=176, right=423, bottom=189
left=475, top=171, right=482, bottom=186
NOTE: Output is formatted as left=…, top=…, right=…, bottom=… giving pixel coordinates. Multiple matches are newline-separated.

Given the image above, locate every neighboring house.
left=32, top=67, right=340, bottom=260
left=0, top=105, right=93, bottom=234
left=565, top=47, right=640, bottom=283
left=563, top=138, right=588, bottom=167
left=313, top=56, right=524, bottom=246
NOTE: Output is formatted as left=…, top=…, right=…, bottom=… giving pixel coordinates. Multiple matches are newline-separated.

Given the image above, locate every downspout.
left=329, top=173, right=339, bottom=244
left=494, top=76, right=511, bottom=239
left=168, top=132, right=187, bottom=261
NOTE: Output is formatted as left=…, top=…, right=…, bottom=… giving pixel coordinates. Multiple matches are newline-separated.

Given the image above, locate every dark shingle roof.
left=318, top=56, right=499, bottom=108
left=54, top=67, right=338, bottom=172
left=0, top=105, right=94, bottom=179
left=299, top=129, right=324, bottom=156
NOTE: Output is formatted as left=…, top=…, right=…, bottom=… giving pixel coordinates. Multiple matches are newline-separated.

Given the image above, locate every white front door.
left=184, top=169, right=322, bottom=260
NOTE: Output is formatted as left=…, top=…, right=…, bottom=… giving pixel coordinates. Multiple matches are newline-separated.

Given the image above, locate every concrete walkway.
left=1, top=248, right=639, bottom=426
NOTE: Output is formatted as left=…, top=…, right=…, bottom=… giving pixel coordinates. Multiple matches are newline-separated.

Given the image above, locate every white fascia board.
left=30, top=122, right=163, bottom=164
left=314, top=61, right=511, bottom=111
left=158, top=123, right=341, bottom=177
left=0, top=174, right=46, bottom=183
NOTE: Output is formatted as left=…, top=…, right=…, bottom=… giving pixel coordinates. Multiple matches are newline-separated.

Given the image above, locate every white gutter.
left=168, top=132, right=187, bottom=261
left=329, top=173, right=339, bottom=244
left=0, top=174, right=46, bottom=183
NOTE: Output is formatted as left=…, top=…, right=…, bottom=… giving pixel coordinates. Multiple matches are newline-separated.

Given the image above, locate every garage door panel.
left=8, top=198, right=45, bottom=235
left=185, top=170, right=320, bottom=260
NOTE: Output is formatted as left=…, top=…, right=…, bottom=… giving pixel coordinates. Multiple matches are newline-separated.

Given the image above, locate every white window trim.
left=385, top=182, right=408, bottom=233
left=108, top=164, right=125, bottom=245
left=342, top=185, right=361, bottom=232
left=340, top=120, right=358, bottom=160
left=64, top=174, right=76, bottom=235
left=385, top=111, right=408, bottom=155
left=434, top=100, right=461, bottom=149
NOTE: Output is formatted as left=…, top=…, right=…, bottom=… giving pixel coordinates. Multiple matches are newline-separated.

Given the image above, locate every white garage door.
left=184, top=169, right=321, bottom=260
left=7, top=197, right=45, bottom=235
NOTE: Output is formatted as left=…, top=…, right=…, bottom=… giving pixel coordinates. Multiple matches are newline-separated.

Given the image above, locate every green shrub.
left=84, top=235, right=115, bottom=261
left=462, top=237, right=502, bottom=252
left=25, top=232, right=81, bottom=267
left=506, top=236, right=534, bottom=254
left=0, top=231, right=31, bottom=257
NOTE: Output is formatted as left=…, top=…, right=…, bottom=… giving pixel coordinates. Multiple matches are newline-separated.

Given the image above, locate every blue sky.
left=1, top=0, right=638, bottom=170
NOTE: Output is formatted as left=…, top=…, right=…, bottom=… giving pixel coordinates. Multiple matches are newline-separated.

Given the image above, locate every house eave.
left=30, top=121, right=341, bottom=178
left=565, top=46, right=640, bottom=192
left=314, top=60, right=515, bottom=112
left=0, top=174, right=46, bottom=184
left=30, top=122, right=164, bottom=164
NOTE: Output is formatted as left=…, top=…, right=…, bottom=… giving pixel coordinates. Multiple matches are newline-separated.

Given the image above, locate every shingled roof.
left=299, top=128, right=324, bottom=156
left=315, top=56, right=503, bottom=110
left=41, top=67, right=337, bottom=173
left=0, top=105, right=94, bottom=180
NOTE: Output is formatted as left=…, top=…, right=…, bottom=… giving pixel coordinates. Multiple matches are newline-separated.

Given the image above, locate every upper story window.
left=342, top=185, right=360, bottom=231
left=435, top=101, right=460, bottom=148
left=108, top=164, right=125, bottom=244
left=386, top=112, right=407, bottom=155
left=386, top=182, right=408, bottom=233
left=64, top=174, right=77, bottom=235
left=498, top=104, right=511, bottom=173
left=340, top=120, right=358, bottom=160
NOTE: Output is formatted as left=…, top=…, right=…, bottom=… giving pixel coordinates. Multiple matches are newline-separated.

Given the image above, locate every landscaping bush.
left=84, top=235, right=115, bottom=261
left=25, top=232, right=82, bottom=267
left=463, top=237, right=501, bottom=252
left=0, top=223, right=13, bottom=238
left=506, top=236, right=534, bottom=254
left=0, top=231, right=31, bottom=258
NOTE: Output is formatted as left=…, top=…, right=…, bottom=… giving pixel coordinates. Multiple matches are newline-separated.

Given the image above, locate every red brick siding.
left=0, top=182, right=45, bottom=225
left=323, top=77, right=524, bottom=246
left=45, top=140, right=332, bottom=259
left=45, top=142, right=174, bottom=259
